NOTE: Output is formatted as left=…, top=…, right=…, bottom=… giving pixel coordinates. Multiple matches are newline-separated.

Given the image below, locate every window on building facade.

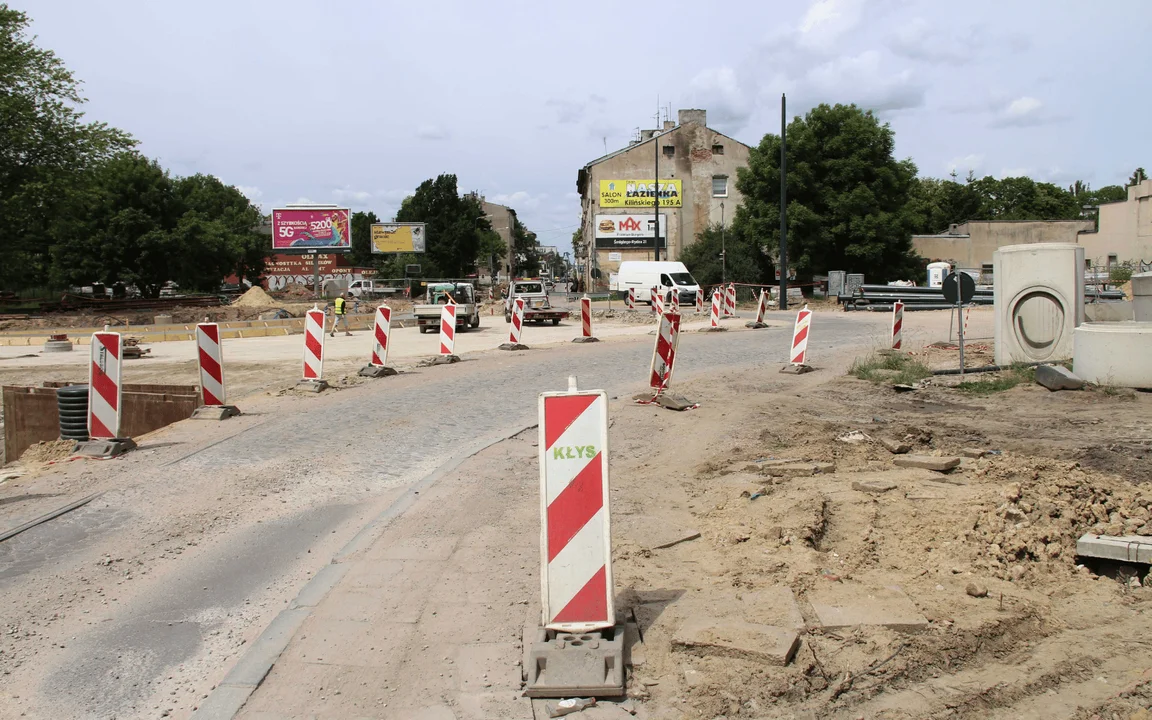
left=712, top=175, right=728, bottom=197
left=1108, top=254, right=1118, bottom=267
left=712, top=144, right=724, bottom=155
left=663, top=145, right=675, bottom=158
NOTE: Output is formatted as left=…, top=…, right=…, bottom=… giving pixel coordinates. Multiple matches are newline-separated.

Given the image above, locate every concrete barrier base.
left=358, top=365, right=399, bottom=378
left=429, top=355, right=460, bottom=365
left=499, top=343, right=530, bottom=351
left=525, top=624, right=625, bottom=698
left=571, top=337, right=600, bottom=344
left=745, top=321, right=769, bottom=329
left=780, top=363, right=814, bottom=375
left=295, top=379, right=330, bottom=393
left=192, top=405, right=241, bottom=420
left=75, top=438, right=137, bottom=458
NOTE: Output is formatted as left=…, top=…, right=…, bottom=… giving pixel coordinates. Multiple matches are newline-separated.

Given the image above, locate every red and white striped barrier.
left=371, top=304, right=392, bottom=366
left=789, top=305, right=812, bottom=365
left=754, top=289, right=768, bottom=324
left=302, top=307, right=326, bottom=381
left=724, top=283, right=736, bottom=316
left=696, top=289, right=704, bottom=314
left=581, top=295, right=592, bottom=338
left=650, top=287, right=661, bottom=315
left=88, top=331, right=122, bottom=439
left=892, top=301, right=904, bottom=350
left=508, top=297, right=526, bottom=344
left=440, top=303, right=457, bottom=355
left=710, top=290, right=722, bottom=328
left=538, top=383, right=614, bottom=631
left=670, top=290, right=680, bottom=314
left=626, top=288, right=635, bottom=311
left=195, top=323, right=227, bottom=406
left=649, top=311, right=682, bottom=393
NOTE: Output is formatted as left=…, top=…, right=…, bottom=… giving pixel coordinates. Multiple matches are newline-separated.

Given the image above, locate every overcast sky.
left=21, top=0, right=1151, bottom=248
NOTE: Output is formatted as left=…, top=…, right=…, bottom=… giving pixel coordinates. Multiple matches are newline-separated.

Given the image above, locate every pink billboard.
left=271, top=208, right=351, bottom=252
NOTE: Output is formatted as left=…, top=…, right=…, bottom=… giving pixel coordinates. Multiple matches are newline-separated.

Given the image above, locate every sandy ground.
left=3, top=305, right=1149, bottom=719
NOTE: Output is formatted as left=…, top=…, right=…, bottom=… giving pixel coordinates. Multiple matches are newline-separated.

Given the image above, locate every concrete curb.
left=190, top=420, right=537, bottom=720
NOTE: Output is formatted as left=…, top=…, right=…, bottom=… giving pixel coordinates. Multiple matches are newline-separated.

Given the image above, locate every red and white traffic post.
left=359, top=304, right=399, bottom=377
left=651, top=287, right=663, bottom=316
left=746, top=288, right=769, bottom=329
left=696, top=288, right=704, bottom=314
left=440, top=302, right=457, bottom=356
left=573, top=295, right=599, bottom=344
left=781, top=304, right=814, bottom=374
left=649, top=311, right=682, bottom=395
left=297, top=306, right=329, bottom=391
left=669, top=289, right=680, bottom=314
left=700, top=289, right=726, bottom=332
left=193, top=323, right=240, bottom=418
left=626, top=288, right=635, bottom=311
left=527, top=377, right=624, bottom=698
left=724, top=282, right=737, bottom=317
left=891, top=301, right=904, bottom=350
left=77, top=331, right=136, bottom=456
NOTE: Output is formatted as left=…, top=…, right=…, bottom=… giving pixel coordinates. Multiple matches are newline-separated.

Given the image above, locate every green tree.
left=0, top=5, right=134, bottom=291
left=905, top=175, right=984, bottom=234
left=679, top=223, right=762, bottom=287
left=966, top=175, right=1080, bottom=220
left=350, top=210, right=380, bottom=266
left=510, top=218, right=541, bottom=276
left=174, top=173, right=268, bottom=285
left=477, top=229, right=506, bottom=277
left=1130, top=168, right=1148, bottom=187
left=394, top=175, right=489, bottom=277
left=734, top=103, right=920, bottom=280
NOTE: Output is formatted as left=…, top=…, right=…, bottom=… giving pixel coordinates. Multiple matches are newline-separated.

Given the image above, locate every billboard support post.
left=312, top=254, right=320, bottom=299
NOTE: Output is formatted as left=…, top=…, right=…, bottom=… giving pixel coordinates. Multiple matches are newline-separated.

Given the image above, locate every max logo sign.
left=618, top=218, right=642, bottom=232
left=553, top=445, right=597, bottom=460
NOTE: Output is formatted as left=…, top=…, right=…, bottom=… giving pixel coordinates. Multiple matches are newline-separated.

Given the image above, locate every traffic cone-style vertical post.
left=696, top=289, right=704, bottom=314
left=724, top=283, right=737, bottom=317
left=193, top=322, right=240, bottom=417
left=502, top=297, right=529, bottom=350
left=626, top=288, right=635, bottom=311
left=359, top=304, right=398, bottom=377
left=651, top=287, right=663, bottom=316
left=781, top=304, right=814, bottom=374
left=88, top=331, right=122, bottom=439
left=892, top=301, right=904, bottom=350
left=573, top=295, right=599, bottom=343
left=746, top=289, right=770, bottom=329
left=440, top=302, right=457, bottom=355
left=297, top=305, right=329, bottom=391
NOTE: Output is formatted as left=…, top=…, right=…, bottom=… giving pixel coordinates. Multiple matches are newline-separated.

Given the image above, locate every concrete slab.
left=808, top=584, right=928, bottom=632
left=1036, top=364, right=1084, bottom=391
left=1076, top=534, right=1152, bottom=564
left=893, top=455, right=960, bottom=472
left=853, top=479, right=898, bottom=493
left=879, top=438, right=911, bottom=454
left=672, top=617, right=800, bottom=666
left=739, top=586, right=806, bottom=629
left=960, top=447, right=989, bottom=458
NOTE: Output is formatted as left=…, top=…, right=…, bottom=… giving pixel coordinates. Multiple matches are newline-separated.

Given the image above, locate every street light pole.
left=779, top=92, right=789, bottom=311
left=720, top=201, right=726, bottom=284
left=653, top=128, right=660, bottom=262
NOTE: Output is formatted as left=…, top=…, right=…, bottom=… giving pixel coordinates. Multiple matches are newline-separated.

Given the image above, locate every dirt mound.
left=19, top=439, right=76, bottom=465
left=278, top=283, right=312, bottom=300
left=233, top=286, right=277, bottom=308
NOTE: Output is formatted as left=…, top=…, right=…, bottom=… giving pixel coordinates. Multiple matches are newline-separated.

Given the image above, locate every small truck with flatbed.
left=414, top=282, right=481, bottom=333
left=504, top=279, right=568, bottom=325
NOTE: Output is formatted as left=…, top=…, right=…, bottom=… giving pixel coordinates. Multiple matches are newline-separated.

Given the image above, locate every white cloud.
left=686, top=66, right=755, bottom=129
left=805, top=50, right=927, bottom=113
left=293, top=197, right=315, bottom=205
left=889, top=18, right=972, bottom=64
left=798, top=0, right=864, bottom=48
left=416, top=125, right=449, bottom=140
left=490, top=191, right=548, bottom=211
left=945, top=154, right=984, bottom=177
left=236, top=185, right=263, bottom=200
left=331, top=187, right=372, bottom=203
left=990, top=95, right=1062, bottom=128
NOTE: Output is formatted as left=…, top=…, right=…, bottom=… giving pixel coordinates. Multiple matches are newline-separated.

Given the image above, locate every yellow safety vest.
left=334, top=297, right=346, bottom=315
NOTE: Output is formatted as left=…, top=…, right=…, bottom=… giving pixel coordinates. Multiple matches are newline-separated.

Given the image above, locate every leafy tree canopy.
left=394, top=175, right=490, bottom=277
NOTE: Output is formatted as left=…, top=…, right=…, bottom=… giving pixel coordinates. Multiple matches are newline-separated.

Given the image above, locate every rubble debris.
left=853, top=479, right=897, bottom=494
left=880, top=438, right=912, bottom=454
left=966, top=583, right=989, bottom=598
left=894, top=455, right=961, bottom=472
left=837, top=430, right=871, bottom=444
left=549, top=697, right=597, bottom=717
left=761, top=462, right=836, bottom=478
left=961, top=448, right=990, bottom=458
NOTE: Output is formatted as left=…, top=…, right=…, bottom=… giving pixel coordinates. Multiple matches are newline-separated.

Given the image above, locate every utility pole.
left=720, top=201, right=726, bottom=283
left=653, top=126, right=660, bottom=262
left=779, top=93, right=789, bottom=311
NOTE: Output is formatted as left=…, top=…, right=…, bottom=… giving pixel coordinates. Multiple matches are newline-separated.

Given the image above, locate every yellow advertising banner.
left=599, top=179, right=682, bottom=208
left=370, top=223, right=426, bottom=253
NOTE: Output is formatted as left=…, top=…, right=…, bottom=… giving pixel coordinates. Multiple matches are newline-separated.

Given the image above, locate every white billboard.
left=594, top=214, right=666, bottom=239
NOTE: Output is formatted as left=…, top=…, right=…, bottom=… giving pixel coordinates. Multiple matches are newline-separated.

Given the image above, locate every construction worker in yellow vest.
left=330, top=292, right=353, bottom=337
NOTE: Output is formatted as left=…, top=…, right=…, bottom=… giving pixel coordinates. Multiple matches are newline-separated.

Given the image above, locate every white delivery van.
left=614, top=261, right=702, bottom=305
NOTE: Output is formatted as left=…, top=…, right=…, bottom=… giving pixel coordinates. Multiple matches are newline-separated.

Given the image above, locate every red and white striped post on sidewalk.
left=651, top=287, right=663, bottom=316
left=891, top=301, right=904, bottom=350
left=76, top=330, right=136, bottom=456
left=192, top=323, right=240, bottom=418
left=669, top=289, right=680, bottom=314
left=781, top=304, right=814, bottom=374
left=297, top=306, right=329, bottom=391
left=88, top=331, right=122, bottom=439
left=649, top=311, right=682, bottom=395
left=700, top=289, right=727, bottom=332
left=626, top=288, right=635, bottom=311
left=573, top=295, right=599, bottom=344
left=359, top=304, right=399, bottom=378
left=440, top=302, right=457, bottom=356
left=527, top=377, right=624, bottom=697
left=501, top=297, right=528, bottom=350
left=696, top=288, right=704, bottom=314
left=723, top=282, right=737, bottom=317
left=746, top=288, right=769, bottom=329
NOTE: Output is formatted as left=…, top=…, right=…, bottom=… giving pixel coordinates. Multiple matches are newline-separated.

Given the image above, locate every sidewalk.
left=222, top=431, right=541, bottom=720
